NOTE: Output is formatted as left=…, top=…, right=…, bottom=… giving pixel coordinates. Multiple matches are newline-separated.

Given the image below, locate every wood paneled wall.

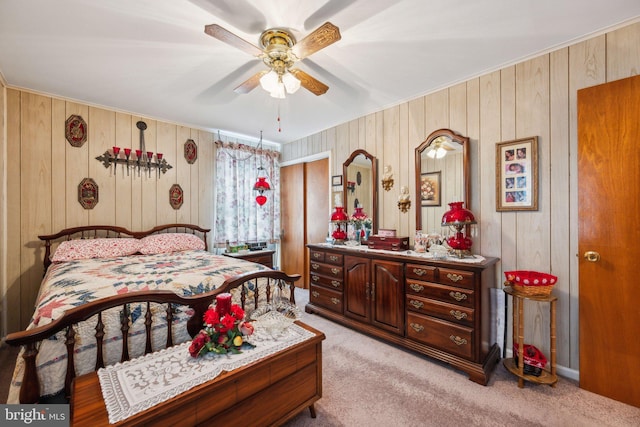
left=0, top=90, right=224, bottom=334
left=281, top=21, right=640, bottom=374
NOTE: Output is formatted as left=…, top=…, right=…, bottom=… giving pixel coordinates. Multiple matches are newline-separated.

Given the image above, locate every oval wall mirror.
left=415, top=129, right=469, bottom=232
left=343, top=149, right=378, bottom=234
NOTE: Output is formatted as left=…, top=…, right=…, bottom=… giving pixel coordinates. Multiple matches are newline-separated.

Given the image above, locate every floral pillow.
left=51, top=238, right=143, bottom=262
left=140, top=233, right=206, bottom=255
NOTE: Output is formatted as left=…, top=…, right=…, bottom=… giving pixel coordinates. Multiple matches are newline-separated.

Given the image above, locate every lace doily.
left=98, top=323, right=314, bottom=424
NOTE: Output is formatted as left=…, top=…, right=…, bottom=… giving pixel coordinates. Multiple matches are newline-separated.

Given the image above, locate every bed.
left=5, top=224, right=304, bottom=407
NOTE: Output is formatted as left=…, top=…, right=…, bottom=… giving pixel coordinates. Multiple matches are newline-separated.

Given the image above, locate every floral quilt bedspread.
left=8, top=250, right=271, bottom=403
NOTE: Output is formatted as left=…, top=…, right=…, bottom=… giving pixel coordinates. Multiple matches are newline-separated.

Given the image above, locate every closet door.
left=578, top=74, right=640, bottom=408
left=281, top=158, right=329, bottom=287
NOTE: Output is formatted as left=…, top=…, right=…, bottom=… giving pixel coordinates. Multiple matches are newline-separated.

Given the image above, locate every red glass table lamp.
left=330, top=206, right=349, bottom=243
left=441, top=201, right=477, bottom=258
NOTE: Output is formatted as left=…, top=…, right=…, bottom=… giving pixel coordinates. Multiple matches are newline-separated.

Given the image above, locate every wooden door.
left=280, top=158, right=329, bottom=287
left=578, top=74, right=640, bottom=408
left=371, top=260, right=404, bottom=334
left=344, top=255, right=370, bottom=322
left=280, top=163, right=305, bottom=283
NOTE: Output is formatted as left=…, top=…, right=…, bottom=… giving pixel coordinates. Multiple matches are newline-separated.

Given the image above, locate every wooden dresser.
left=306, top=243, right=500, bottom=385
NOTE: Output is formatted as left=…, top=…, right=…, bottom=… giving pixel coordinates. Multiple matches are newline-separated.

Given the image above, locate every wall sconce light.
left=441, top=201, right=477, bottom=258
left=346, top=181, right=356, bottom=194
left=95, top=121, right=173, bottom=178
left=381, top=165, right=394, bottom=191
left=397, top=185, right=411, bottom=213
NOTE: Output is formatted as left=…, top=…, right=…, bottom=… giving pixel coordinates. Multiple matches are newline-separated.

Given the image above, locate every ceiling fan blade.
left=233, top=70, right=268, bottom=94
left=204, top=24, right=263, bottom=57
left=290, top=69, right=329, bottom=96
left=291, top=22, right=341, bottom=60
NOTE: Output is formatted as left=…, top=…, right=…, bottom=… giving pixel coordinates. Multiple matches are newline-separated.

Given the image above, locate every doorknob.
left=583, top=251, right=601, bottom=262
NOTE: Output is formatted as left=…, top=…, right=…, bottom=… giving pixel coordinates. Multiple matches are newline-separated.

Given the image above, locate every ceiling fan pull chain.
left=277, top=104, right=282, bottom=133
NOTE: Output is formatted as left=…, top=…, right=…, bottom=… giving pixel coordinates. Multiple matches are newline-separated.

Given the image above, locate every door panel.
left=280, top=164, right=305, bottom=283
left=281, top=158, right=329, bottom=288
left=578, top=74, right=640, bottom=407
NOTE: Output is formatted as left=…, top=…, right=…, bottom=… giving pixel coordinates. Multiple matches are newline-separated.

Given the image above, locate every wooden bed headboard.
left=38, top=224, right=211, bottom=273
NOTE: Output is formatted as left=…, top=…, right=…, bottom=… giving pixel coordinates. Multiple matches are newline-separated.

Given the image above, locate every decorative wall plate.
left=184, top=139, right=198, bottom=164
left=169, top=184, right=183, bottom=209
left=66, top=115, right=87, bottom=147
left=78, top=178, right=98, bottom=209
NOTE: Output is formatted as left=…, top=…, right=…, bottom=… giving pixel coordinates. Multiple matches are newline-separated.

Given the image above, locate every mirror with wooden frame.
left=343, top=149, right=378, bottom=234
left=415, top=129, right=469, bottom=232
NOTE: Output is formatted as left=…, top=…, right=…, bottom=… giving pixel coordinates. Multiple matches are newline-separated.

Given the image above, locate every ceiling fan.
left=426, top=136, right=459, bottom=159
left=204, top=21, right=341, bottom=97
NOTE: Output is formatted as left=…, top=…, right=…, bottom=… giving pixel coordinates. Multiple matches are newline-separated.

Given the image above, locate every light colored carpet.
left=285, top=288, right=640, bottom=427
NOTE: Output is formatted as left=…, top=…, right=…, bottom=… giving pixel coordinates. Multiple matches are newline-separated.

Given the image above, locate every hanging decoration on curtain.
left=253, top=131, right=271, bottom=206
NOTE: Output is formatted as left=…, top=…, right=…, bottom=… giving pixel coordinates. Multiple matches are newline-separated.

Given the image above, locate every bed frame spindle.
left=64, top=326, right=77, bottom=399
left=95, top=312, right=105, bottom=370
left=144, top=302, right=153, bottom=354
left=120, top=305, right=131, bottom=362
left=165, top=305, right=174, bottom=348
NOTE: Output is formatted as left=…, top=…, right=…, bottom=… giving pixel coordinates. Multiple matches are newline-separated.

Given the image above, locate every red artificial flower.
left=230, top=304, right=245, bottom=320
left=219, top=314, right=236, bottom=333
left=203, top=308, right=219, bottom=327
left=189, top=330, right=210, bottom=357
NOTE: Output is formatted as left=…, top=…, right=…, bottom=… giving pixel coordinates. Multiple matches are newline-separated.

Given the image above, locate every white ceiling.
left=1, top=1, right=639, bottom=145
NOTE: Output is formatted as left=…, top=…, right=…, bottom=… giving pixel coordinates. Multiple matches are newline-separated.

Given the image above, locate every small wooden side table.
left=503, top=286, right=558, bottom=388
left=222, top=249, right=275, bottom=269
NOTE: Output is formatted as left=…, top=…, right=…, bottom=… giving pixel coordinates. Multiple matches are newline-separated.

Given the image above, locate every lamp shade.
left=330, top=206, right=349, bottom=222
left=253, top=176, right=271, bottom=192
left=441, top=201, right=476, bottom=226
left=259, top=70, right=279, bottom=92
left=282, top=71, right=301, bottom=94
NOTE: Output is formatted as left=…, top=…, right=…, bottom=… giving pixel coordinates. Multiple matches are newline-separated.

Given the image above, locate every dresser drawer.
left=406, top=280, right=475, bottom=308
left=406, top=312, right=473, bottom=360
left=309, top=261, right=343, bottom=279
left=309, top=272, right=343, bottom=291
left=309, top=250, right=325, bottom=262
left=309, top=284, right=343, bottom=313
left=439, top=268, right=475, bottom=289
left=406, top=295, right=474, bottom=327
left=405, top=264, right=437, bottom=281
left=324, top=252, right=343, bottom=266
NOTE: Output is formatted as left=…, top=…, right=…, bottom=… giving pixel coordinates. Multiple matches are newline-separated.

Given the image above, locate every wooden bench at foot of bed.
left=71, top=321, right=325, bottom=427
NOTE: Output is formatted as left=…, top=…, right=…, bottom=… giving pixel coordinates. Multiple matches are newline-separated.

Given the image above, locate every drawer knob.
left=313, top=253, right=321, bottom=259
left=413, top=268, right=427, bottom=276
left=311, top=275, right=320, bottom=282
left=450, top=335, right=468, bottom=346
left=447, top=273, right=463, bottom=282
left=450, top=310, right=467, bottom=320
left=311, top=263, right=320, bottom=270
left=331, top=268, right=340, bottom=275
left=409, top=283, right=424, bottom=293
left=329, top=255, right=339, bottom=262
left=331, top=280, right=341, bottom=288
left=311, top=291, right=320, bottom=298
left=449, top=291, right=467, bottom=302
left=409, top=300, right=424, bottom=309
left=331, top=298, right=341, bottom=305
left=410, top=323, right=424, bottom=333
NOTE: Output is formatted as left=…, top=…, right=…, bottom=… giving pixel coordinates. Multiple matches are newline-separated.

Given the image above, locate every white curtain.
left=213, top=141, right=281, bottom=246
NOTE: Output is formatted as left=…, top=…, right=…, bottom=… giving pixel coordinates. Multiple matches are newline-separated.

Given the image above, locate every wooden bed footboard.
left=5, top=269, right=301, bottom=404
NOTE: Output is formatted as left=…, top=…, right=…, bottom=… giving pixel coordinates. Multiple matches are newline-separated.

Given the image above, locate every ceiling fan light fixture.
left=282, top=71, right=301, bottom=94
left=270, top=82, right=286, bottom=99
left=426, top=145, right=447, bottom=159
left=259, top=70, right=279, bottom=92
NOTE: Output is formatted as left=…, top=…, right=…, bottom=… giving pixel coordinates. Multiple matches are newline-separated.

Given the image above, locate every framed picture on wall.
left=420, top=171, right=441, bottom=206
left=495, top=137, right=538, bottom=211
left=332, top=175, right=343, bottom=187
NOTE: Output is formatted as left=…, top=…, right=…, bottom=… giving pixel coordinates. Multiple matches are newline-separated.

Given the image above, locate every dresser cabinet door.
left=371, top=260, right=404, bottom=334
left=344, top=256, right=371, bottom=322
